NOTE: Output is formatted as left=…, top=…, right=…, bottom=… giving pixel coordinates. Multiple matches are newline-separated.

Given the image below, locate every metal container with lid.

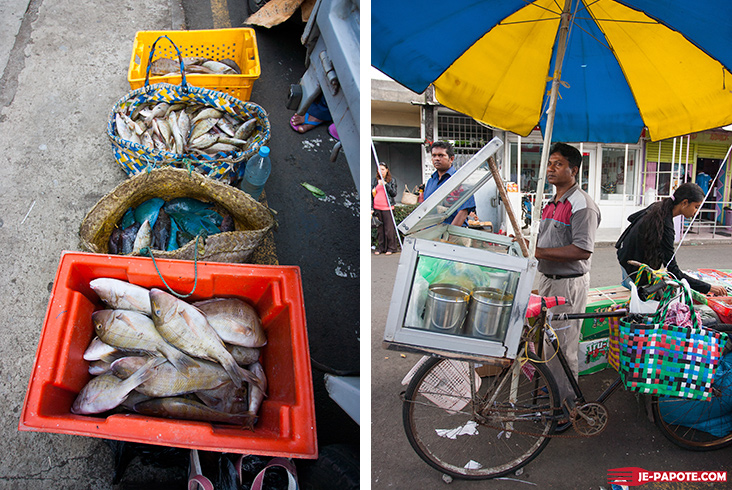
left=465, top=287, right=514, bottom=340
left=423, top=283, right=471, bottom=334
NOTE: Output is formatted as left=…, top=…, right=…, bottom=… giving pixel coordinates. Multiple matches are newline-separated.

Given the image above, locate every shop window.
left=508, top=142, right=550, bottom=194
left=600, top=147, right=636, bottom=200
left=437, top=113, right=492, bottom=165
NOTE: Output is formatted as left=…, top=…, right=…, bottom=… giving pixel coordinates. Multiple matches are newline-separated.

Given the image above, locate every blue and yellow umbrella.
left=372, top=0, right=732, bottom=145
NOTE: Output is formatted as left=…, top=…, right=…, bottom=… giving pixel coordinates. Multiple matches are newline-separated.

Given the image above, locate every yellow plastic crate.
left=128, top=28, right=261, bottom=101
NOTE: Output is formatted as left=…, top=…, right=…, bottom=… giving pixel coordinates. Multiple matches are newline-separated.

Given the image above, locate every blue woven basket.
left=107, top=35, right=270, bottom=182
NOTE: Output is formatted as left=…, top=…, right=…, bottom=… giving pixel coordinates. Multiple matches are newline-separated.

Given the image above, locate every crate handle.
left=144, top=35, right=189, bottom=93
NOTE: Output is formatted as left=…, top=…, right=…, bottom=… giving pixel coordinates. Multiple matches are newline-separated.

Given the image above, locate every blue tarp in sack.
left=657, top=352, right=732, bottom=438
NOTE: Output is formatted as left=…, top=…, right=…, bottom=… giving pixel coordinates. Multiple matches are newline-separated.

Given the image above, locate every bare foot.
left=290, top=113, right=325, bottom=133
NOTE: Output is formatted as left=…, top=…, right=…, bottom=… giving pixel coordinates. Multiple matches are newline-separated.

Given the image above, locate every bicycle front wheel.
left=402, top=355, right=560, bottom=480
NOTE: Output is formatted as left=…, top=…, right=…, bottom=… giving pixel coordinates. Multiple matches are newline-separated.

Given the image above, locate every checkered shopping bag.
left=615, top=283, right=728, bottom=400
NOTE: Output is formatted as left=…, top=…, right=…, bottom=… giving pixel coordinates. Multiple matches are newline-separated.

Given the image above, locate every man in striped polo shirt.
left=535, top=142, right=600, bottom=415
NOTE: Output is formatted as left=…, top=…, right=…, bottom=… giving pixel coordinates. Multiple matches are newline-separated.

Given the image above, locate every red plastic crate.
left=708, top=296, right=732, bottom=324
left=19, top=251, right=317, bottom=459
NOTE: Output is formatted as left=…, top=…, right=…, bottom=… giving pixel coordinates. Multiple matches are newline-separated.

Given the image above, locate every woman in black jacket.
left=616, top=182, right=726, bottom=295
left=372, top=162, right=399, bottom=255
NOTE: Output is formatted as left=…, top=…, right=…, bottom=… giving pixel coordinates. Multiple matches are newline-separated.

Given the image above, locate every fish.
left=193, top=298, right=267, bottom=347
left=70, top=357, right=160, bottom=415
left=164, top=197, right=212, bottom=215
left=219, top=213, right=235, bottom=233
left=152, top=208, right=171, bottom=251
left=134, top=198, right=165, bottom=228
left=182, top=56, right=208, bottom=66
left=90, top=278, right=152, bottom=315
left=132, top=219, right=152, bottom=255
left=141, top=131, right=155, bottom=149
left=189, top=118, right=218, bottom=142
left=150, top=288, right=243, bottom=388
left=219, top=58, right=242, bottom=74
left=200, top=142, right=238, bottom=154
left=88, top=359, right=113, bottom=376
left=248, top=361, right=267, bottom=415
left=130, top=101, right=154, bottom=120
left=112, top=356, right=261, bottom=397
left=189, top=133, right=219, bottom=150
left=191, top=108, right=224, bottom=125
left=177, top=111, right=191, bottom=143
left=167, top=217, right=179, bottom=251
left=131, top=397, right=257, bottom=428
left=92, top=309, right=197, bottom=375
left=115, top=113, right=140, bottom=145
left=225, top=344, right=260, bottom=366
left=145, top=102, right=170, bottom=123
left=120, top=208, right=136, bottom=229
left=165, top=103, right=186, bottom=117
left=216, top=118, right=236, bottom=137
left=120, top=222, right=140, bottom=255
left=83, top=336, right=120, bottom=362
left=168, top=110, right=184, bottom=154
left=196, top=381, right=249, bottom=414
left=202, top=60, right=235, bottom=74
left=234, top=119, right=256, bottom=140
left=150, top=58, right=180, bottom=76
left=108, top=227, right=123, bottom=254
left=184, top=64, right=216, bottom=74
left=217, top=136, right=248, bottom=147
left=156, top=118, right=173, bottom=148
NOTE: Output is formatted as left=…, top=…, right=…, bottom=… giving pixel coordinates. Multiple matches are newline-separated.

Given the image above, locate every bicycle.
left=401, top=264, right=732, bottom=481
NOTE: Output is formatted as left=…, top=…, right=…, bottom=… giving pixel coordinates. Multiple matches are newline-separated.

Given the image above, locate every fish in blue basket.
left=150, top=288, right=243, bottom=388
left=131, top=396, right=257, bottom=428
left=70, top=357, right=162, bottom=414
left=234, top=118, right=257, bottom=140
left=92, top=309, right=198, bottom=375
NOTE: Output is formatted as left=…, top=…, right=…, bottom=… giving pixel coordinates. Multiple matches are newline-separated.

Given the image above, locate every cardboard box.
left=578, top=337, right=609, bottom=375
left=581, top=286, right=630, bottom=341
left=19, top=252, right=317, bottom=459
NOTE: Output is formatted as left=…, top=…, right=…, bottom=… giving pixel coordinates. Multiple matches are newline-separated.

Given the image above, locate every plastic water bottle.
left=240, top=146, right=271, bottom=200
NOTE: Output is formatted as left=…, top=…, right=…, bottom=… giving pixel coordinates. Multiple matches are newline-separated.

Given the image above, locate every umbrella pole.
left=528, top=0, right=573, bottom=254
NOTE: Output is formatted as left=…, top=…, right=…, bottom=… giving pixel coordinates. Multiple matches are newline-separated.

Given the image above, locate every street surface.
left=0, top=0, right=358, bottom=488
left=372, top=243, right=732, bottom=489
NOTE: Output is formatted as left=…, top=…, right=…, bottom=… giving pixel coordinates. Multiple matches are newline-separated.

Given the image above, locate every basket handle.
left=144, top=35, right=189, bottom=93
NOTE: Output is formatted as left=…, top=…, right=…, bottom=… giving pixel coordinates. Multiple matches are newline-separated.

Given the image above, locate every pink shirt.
left=373, top=183, right=393, bottom=211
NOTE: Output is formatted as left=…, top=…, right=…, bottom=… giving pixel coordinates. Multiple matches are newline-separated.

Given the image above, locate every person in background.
left=522, top=142, right=601, bottom=415
left=372, top=162, right=399, bottom=255
left=423, top=141, right=475, bottom=226
left=616, top=182, right=726, bottom=296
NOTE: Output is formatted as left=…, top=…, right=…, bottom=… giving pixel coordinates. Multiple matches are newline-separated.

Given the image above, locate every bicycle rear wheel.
left=402, top=355, right=560, bottom=480
left=652, top=392, right=732, bottom=451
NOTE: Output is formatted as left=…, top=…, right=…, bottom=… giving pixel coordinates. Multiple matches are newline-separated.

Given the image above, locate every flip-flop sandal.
left=328, top=123, right=339, bottom=140
left=188, top=450, right=215, bottom=490
left=289, top=113, right=325, bottom=133
left=251, top=457, right=299, bottom=490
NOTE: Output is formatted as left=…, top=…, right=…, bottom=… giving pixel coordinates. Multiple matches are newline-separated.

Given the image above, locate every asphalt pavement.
left=371, top=243, right=732, bottom=489
left=0, top=1, right=358, bottom=488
